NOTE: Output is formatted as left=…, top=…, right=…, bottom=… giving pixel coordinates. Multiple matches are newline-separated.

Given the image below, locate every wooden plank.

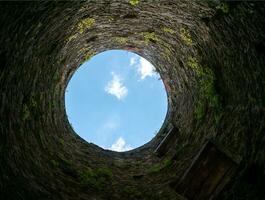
left=209, top=163, right=238, bottom=200
left=196, top=153, right=234, bottom=199
left=171, top=140, right=241, bottom=200
left=154, top=126, right=179, bottom=157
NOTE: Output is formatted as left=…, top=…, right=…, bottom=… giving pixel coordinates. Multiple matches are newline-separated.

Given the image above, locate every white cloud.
left=105, top=72, right=128, bottom=100
left=109, top=137, right=132, bottom=152
left=129, top=56, right=138, bottom=67
left=129, top=55, right=157, bottom=80
left=138, top=57, right=156, bottom=79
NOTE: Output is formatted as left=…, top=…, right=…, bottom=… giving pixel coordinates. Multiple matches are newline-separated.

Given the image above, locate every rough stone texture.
left=0, top=1, right=264, bottom=200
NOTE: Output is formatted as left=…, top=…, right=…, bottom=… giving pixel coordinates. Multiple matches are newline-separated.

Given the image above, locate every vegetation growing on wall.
left=142, top=32, right=160, bottom=44
left=187, top=56, right=221, bottom=124
left=51, top=159, right=59, bottom=168
left=78, top=17, right=95, bottom=34
left=115, top=37, right=128, bottom=45
left=216, top=2, right=230, bottom=14
left=66, top=17, right=96, bottom=43
left=22, top=104, right=30, bottom=121
left=67, top=34, right=77, bottom=43
left=162, top=27, right=176, bottom=34
left=58, top=138, right=64, bottom=146
left=30, top=94, right=37, bottom=108
left=148, top=158, right=173, bottom=173
left=83, top=51, right=96, bottom=62
left=129, top=0, right=139, bottom=6
left=78, top=167, right=112, bottom=190
left=1, top=1, right=264, bottom=200
left=180, top=27, right=193, bottom=45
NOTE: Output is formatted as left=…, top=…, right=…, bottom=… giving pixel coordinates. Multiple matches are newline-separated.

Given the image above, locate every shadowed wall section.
left=0, top=1, right=264, bottom=200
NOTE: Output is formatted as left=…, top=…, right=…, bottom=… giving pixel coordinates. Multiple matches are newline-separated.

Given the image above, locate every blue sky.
left=65, top=50, right=168, bottom=152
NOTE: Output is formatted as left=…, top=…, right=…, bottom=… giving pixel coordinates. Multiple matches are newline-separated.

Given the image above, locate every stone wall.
left=0, top=1, right=264, bottom=199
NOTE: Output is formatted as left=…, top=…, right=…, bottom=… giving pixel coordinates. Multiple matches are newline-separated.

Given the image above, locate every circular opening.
left=65, top=50, right=168, bottom=152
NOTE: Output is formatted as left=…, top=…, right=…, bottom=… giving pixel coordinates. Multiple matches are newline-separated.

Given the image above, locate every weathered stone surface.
left=0, top=1, right=264, bottom=200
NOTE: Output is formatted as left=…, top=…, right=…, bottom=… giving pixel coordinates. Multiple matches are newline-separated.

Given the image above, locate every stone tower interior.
left=0, top=1, right=264, bottom=200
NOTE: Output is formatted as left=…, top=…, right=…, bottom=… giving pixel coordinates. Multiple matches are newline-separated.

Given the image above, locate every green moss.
left=129, top=0, right=139, bottom=6
left=148, top=163, right=161, bottom=173
left=77, top=17, right=95, bottom=34
left=142, top=32, right=160, bottom=44
left=194, top=101, right=205, bottom=121
left=115, top=37, right=128, bottom=45
left=161, top=42, right=174, bottom=61
left=51, top=160, right=59, bottom=168
left=78, top=167, right=112, bottom=190
left=216, top=2, right=229, bottom=14
left=186, top=56, right=221, bottom=122
left=162, top=27, right=175, bottom=34
left=148, top=158, right=172, bottom=173
left=163, top=158, right=172, bottom=168
left=67, top=34, right=77, bottom=43
left=96, top=168, right=113, bottom=178
left=48, top=101, right=55, bottom=110
left=83, top=51, right=96, bottom=62
left=30, top=94, right=37, bottom=108
left=187, top=56, right=200, bottom=72
left=180, top=27, right=193, bottom=45
left=214, top=112, right=222, bottom=125
left=198, top=68, right=219, bottom=107
left=22, top=104, right=30, bottom=121
left=58, top=138, right=64, bottom=146
left=108, top=16, right=114, bottom=22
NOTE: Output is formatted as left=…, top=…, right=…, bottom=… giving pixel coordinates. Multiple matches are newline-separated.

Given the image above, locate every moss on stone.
left=115, top=37, right=128, bottom=45
left=51, top=160, right=59, bottom=168
left=78, top=167, right=112, bottom=190
left=142, top=32, right=160, bottom=44
left=67, top=34, right=77, bottom=43
left=77, top=17, right=95, bottom=34
left=187, top=56, right=201, bottom=73
left=83, top=51, right=96, bottom=62
left=48, top=101, right=55, bottom=111
left=148, top=158, right=173, bottom=173
left=186, top=56, right=221, bottom=122
left=129, top=0, right=139, bottom=6
left=161, top=47, right=172, bottom=61
left=22, top=104, right=30, bottom=121
left=216, top=2, right=230, bottom=14
left=162, top=27, right=175, bottom=34
left=30, top=94, right=37, bottom=108
left=148, top=163, right=161, bottom=173
left=180, top=27, right=193, bottom=45
left=58, top=138, right=64, bottom=146
left=1, top=2, right=264, bottom=200
left=108, top=16, right=114, bottom=22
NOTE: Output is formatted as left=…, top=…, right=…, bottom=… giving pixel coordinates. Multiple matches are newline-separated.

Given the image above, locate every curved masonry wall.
left=0, top=1, right=264, bottom=200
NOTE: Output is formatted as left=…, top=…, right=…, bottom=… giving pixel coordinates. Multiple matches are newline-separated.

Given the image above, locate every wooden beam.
left=154, top=126, right=179, bottom=157
left=171, top=139, right=241, bottom=200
